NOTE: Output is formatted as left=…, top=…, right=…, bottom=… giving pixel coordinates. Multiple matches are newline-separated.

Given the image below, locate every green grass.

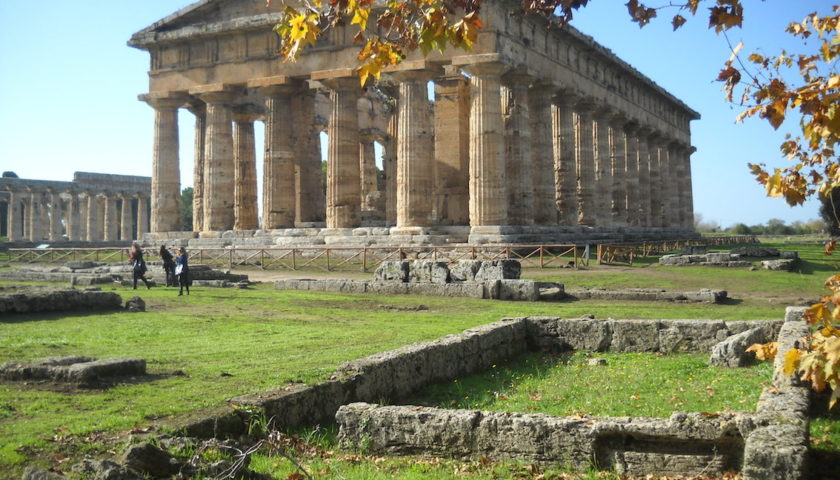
left=1, top=240, right=838, bottom=478
left=408, top=352, right=772, bottom=417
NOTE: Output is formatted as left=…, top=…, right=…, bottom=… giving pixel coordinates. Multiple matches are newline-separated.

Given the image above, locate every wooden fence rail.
left=596, top=235, right=759, bottom=265
left=7, top=244, right=589, bottom=272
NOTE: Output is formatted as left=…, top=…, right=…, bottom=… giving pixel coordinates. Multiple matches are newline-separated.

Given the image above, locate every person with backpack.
left=159, top=245, right=176, bottom=287
left=129, top=244, right=151, bottom=290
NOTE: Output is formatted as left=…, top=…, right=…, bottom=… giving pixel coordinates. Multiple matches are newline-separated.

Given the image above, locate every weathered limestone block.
left=125, top=296, right=146, bottom=312
left=497, top=279, right=540, bottom=301
left=527, top=317, right=612, bottom=352
left=681, top=245, right=707, bottom=255
left=609, top=320, right=661, bottom=352
left=122, top=443, right=181, bottom=478
left=780, top=251, right=799, bottom=260
left=658, top=320, right=729, bottom=353
left=407, top=260, right=450, bottom=283
left=0, top=288, right=123, bottom=314
left=658, top=254, right=690, bottom=266
left=709, top=327, right=767, bottom=367
left=71, top=458, right=144, bottom=480
left=742, top=424, right=809, bottom=480
left=536, top=282, right=565, bottom=301
left=762, top=259, right=796, bottom=271
left=731, top=246, right=780, bottom=257
left=1, top=356, right=145, bottom=384
left=373, top=260, right=410, bottom=282
left=231, top=380, right=351, bottom=430
left=705, top=252, right=732, bottom=264
left=449, top=260, right=483, bottom=282
left=474, top=259, right=521, bottom=282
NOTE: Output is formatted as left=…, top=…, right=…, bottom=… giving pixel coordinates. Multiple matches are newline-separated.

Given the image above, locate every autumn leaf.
left=746, top=342, right=778, bottom=361
left=783, top=348, right=801, bottom=375
left=671, top=14, right=686, bottom=31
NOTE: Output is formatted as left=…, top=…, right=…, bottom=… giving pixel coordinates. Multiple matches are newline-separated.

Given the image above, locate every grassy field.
left=0, top=240, right=837, bottom=478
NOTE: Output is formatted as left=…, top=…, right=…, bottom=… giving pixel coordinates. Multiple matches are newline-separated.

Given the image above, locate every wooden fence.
left=596, top=235, right=759, bottom=265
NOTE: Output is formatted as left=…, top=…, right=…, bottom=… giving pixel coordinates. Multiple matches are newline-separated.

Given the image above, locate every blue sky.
left=0, top=1, right=832, bottom=228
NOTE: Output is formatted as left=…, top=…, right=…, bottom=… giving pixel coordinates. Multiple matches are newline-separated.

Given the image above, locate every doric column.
left=460, top=61, right=508, bottom=227
left=136, top=195, right=149, bottom=237
left=67, top=191, right=81, bottom=241
left=384, top=111, right=398, bottom=225
left=623, top=123, right=640, bottom=226
left=140, top=92, right=187, bottom=233
left=190, top=85, right=240, bottom=231
left=393, top=68, right=437, bottom=231
left=593, top=107, right=613, bottom=227
left=47, top=189, right=62, bottom=242
left=528, top=83, right=555, bottom=225
left=648, top=133, right=663, bottom=227
left=103, top=192, right=118, bottom=241
left=233, top=111, right=259, bottom=230
left=6, top=188, right=20, bottom=241
left=502, top=72, right=534, bottom=226
left=359, top=134, right=378, bottom=209
left=662, top=141, right=679, bottom=228
left=253, top=80, right=297, bottom=229
left=28, top=189, right=41, bottom=242
left=316, top=75, right=362, bottom=228
left=609, top=115, right=628, bottom=226
left=85, top=191, right=96, bottom=242
left=291, top=88, right=325, bottom=225
left=636, top=127, right=652, bottom=227
left=576, top=99, right=597, bottom=226
left=433, top=68, right=471, bottom=225
left=188, top=103, right=206, bottom=232
left=119, top=193, right=133, bottom=240
left=683, top=147, right=696, bottom=229
left=552, top=90, right=579, bottom=225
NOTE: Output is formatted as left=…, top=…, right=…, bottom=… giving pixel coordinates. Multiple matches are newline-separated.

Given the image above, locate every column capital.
left=528, top=80, right=556, bottom=96
left=458, top=61, right=509, bottom=78
left=608, top=111, right=629, bottom=128
left=501, top=71, right=533, bottom=87
left=188, top=84, right=242, bottom=104
left=139, top=91, right=190, bottom=109
left=575, top=96, right=598, bottom=113
left=389, top=68, right=441, bottom=83
left=232, top=106, right=262, bottom=124
left=552, top=89, right=581, bottom=107
left=312, top=70, right=362, bottom=91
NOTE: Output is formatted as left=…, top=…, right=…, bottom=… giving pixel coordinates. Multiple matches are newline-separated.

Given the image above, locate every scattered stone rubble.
left=0, top=261, right=249, bottom=287
left=0, top=286, right=122, bottom=314
left=0, top=355, right=145, bottom=385
left=660, top=248, right=799, bottom=270
left=709, top=327, right=769, bottom=367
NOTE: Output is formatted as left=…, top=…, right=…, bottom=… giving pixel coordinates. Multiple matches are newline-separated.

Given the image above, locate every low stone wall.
left=0, top=356, right=146, bottom=384
left=566, top=287, right=727, bottom=303
left=526, top=317, right=782, bottom=353
left=337, top=404, right=750, bottom=477
left=0, top=262, right=248, bottom=287
left=660, top=250, right=798, bottom=270
left=274, top=278, right=562, bottom=301
left=0, top=287, right=122, bottom=314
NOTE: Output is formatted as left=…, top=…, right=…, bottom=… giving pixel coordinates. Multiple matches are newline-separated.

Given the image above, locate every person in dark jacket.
left=159, top=245, right=175, bottom=287
left=129, top=244, right=151, bottom=290
left=175, top=247, right=190, bottom=296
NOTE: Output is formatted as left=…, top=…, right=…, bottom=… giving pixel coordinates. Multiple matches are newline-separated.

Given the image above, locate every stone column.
left=233, top=112, right=259, bottom=230
left=192, top=87, right=240, bottom=232
left=359, top=134, right=378, bottom=209
left=462, top=62, right=508, bottom=228
left=433, top=69, right=471, bottom=225
left=662, top=141, right=679, bottom=228
left=576, top=99, right=597, bottom=226
left=384, top=111, right=398, bottom=226
left=120, top=193, right=133, bottom=240
left=67, top=191, right=81, bottom=241
left=103, top=192, right=118, bottom=241
left=6, top=189, right=20, bottom=241
left=593, top=108, right=612, bottom=227
left=85, top=192, right=97, bottom=242
left=683, top=147, right=696, bottom=229
left=47, top=189, right=62, bottom=241
left=636, top=127, right=652, bottom=227
left=137, top=195, right=149, bottom=237
left=528, top=83, right=555, bottom=225
left=141, top=92, right=186, bottom=233
left=610, top=116, right=628, bottom=226
left=319, top=76, right=362, bottom=229
left=623, top=123, right=640, bottom=226
left=188, top=104, right=206, bottom=232
left=648, top=133, right=663, bottom=227
left=259, top=84, right=297, bottom=229
left=552, top=91, right=579, bottom=225
left=28, top=189, right=41, bottom=242
left=502, top=72, right=534, bottom=226
left=393, top=69, right=437, bottom=231
left=292, top=88, right=326, bottom=225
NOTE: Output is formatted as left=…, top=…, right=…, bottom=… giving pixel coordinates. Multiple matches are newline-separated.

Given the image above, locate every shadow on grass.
left=1, top=373, right=174, bottom=394
left=719, top=297, right=744, bottom=306
left=795, top=259, right=838, bottom=275
left=0, top=309, right=124, bottom=324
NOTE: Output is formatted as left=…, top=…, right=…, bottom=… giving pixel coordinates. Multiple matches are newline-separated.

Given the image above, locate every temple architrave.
left=0, top=172, right=151, bottom=243
left=130, top=0, right=699, bottom=247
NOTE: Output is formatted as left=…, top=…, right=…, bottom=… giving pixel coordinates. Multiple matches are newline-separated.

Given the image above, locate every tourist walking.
left=175, top=247, right=190, bottom=296
left=159, top=245, right=176, bottom=286
left=129, top=244, right=151, bottom=290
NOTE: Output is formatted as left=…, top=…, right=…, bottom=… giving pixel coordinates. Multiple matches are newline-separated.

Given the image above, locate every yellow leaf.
left=351, top=7, right=370, bottom=31
left=783, top=348, right=801, bottom=375
left=746, top=342, right=778, bottom=361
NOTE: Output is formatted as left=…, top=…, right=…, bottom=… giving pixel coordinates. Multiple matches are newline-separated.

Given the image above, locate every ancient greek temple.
left=0, top=173, right=151, bottom=243
left=130, top=0, right=698, bottom=246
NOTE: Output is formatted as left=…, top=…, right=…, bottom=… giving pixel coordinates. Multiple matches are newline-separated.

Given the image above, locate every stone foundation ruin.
left=0, top=286, right=122, bottom=314
left=0, top=356, right=146, bottom=385
left=660, top=249, right=799, bottom=271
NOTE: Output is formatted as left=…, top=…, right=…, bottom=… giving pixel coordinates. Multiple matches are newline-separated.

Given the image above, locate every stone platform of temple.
left=130, top=0, right=700, bottom=247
